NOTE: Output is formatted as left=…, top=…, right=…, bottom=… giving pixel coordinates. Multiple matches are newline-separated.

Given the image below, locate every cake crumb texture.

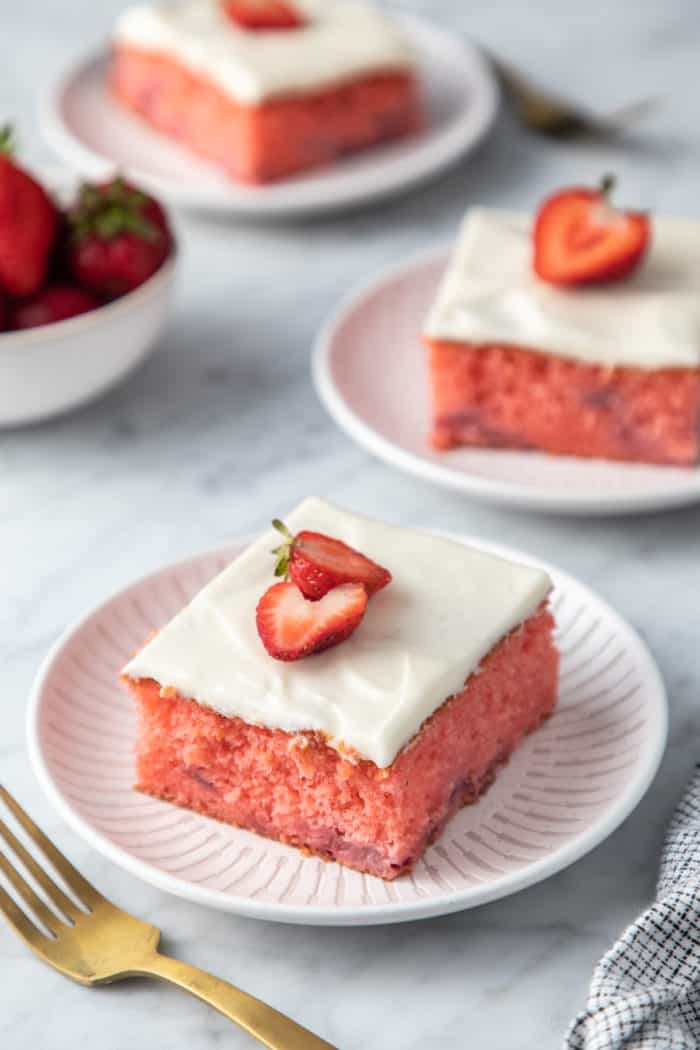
left=126, top=603, right=558, bottom=880
left=427, top=338, right=700, bottom=466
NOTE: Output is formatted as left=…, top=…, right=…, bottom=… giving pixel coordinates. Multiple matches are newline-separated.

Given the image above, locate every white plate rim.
left=38, top=13, right=499, bottom=216
left=312, top=246, right=700, bottom=515
left=27, top=531, right=667, bottom=926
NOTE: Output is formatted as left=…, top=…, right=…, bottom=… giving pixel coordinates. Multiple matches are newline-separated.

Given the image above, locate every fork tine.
left=596, top=95, right=661, bottom=131
left=0, top=817, right=79, bottom=922
left=0, top=881, right=44, bottom=946
left=0, top=786, right=102, bottom=910
left=0, top=848, right=63, bottom=935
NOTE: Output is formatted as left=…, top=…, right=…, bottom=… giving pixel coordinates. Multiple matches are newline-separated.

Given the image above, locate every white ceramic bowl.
left=0, top=170, right=176, bottom=427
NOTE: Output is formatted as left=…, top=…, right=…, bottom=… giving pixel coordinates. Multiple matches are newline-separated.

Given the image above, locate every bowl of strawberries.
left=0, top=127, right=176, bottom=426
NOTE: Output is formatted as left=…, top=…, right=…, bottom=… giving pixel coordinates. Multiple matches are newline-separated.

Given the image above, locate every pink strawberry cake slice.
left=111, top=0, right=423, bottom=184
left=121, top=498, right=558, bottom=881
left=424, top=207, right=700, bottom=466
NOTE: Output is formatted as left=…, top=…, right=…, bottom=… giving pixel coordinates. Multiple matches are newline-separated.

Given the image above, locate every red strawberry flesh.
left=271, top=520, right=392, bottom=600
left=222, top=0, right=305, bottom=30
left=67, top=178, right=172, bottom=298
left=533, top=177, right=650, bottom=286
left=256, top=581, right=368, bottom=661
left=11, top=284, right=99, bottom=330
left=0, top=140, right=58, bottom=298
left=292, top=531, right=392, bottom=599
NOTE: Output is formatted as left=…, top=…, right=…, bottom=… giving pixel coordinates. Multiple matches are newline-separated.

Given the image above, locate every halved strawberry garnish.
left=533, top=176, right=650, bottom=286
left=256, top=581, right=367, bottom=661
left=271, top=520, right=392, bottom=600
left=222, top=0, right=305, bottom=30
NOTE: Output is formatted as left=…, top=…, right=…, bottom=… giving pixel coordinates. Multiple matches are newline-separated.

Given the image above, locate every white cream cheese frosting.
left=123, top=498, right=552, bottom=768
left=424, top=209, right=700, bottom=370
left=113, top=0, right=415, bottom=105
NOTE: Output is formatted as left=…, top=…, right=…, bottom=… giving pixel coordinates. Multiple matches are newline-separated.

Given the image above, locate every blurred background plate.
left=313, top=248, right=700, bottom=516
left=39, top=14, right=498, bottom=216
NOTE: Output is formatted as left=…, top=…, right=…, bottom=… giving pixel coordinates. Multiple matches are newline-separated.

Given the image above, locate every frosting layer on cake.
left=123, top=498, right=552, bottom=767
left=424, top=209, right=700, bottom=370
left=114, top=0, right=415, bottom=105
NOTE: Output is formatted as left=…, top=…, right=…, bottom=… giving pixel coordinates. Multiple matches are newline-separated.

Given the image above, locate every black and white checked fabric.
left=565, top=767, right=700, bottom=1049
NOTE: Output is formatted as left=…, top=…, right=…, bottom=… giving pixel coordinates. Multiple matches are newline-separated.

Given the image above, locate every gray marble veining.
left=2, top=1, right=700, bottom=1047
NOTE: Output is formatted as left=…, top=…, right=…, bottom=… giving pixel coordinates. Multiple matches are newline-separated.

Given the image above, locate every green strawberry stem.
left=69, top=176, right=158, bottom=242
left=600, top=174, right=616, bottom=198
left=271, top=519, right=294, bottom=579
left=0, top=124, right=15, bottom=157
left=272, top=519, right=293, bottom=541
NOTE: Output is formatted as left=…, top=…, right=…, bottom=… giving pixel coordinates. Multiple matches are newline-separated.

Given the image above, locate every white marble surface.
left=2, top=2, right=700, bottom=1047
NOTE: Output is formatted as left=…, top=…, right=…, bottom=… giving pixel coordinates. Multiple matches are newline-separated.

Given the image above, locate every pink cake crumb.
left=111, top=46, right=423, bottom=184
left=426, top=338, right=700, bottom=466
left=123, top=602, right=558, bottom=880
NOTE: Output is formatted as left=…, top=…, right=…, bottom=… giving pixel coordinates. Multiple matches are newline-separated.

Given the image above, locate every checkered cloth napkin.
left=565, top=766, right=700, bottom=1050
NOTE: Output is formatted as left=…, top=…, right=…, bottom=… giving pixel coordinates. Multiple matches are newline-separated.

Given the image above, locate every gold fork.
left=490, top=54, right=659, bottom=139
left=0, top=784, right=335, bottom=1050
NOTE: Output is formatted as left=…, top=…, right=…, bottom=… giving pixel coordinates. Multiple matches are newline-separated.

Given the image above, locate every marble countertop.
left=2, top=1, right=700, bottom=1047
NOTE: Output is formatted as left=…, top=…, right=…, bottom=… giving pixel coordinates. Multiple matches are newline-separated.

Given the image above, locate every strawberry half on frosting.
left=256, top=580, right=368, bottom=661
left=533, top=176, right=650, bottom=286
left=221, top=0, right=306, bottom=30
left=271, top=519, right=392, bottom=600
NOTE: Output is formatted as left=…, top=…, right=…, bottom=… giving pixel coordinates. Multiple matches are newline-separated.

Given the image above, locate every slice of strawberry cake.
left=111, top=0, right=423, bottom=183
left=121, top=499, right=558, bottom=881
left=424, top=183, right=700, bottom=466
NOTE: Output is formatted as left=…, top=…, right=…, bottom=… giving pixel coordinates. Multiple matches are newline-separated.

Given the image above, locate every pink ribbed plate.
left=27, top=533, right=667, bottom=925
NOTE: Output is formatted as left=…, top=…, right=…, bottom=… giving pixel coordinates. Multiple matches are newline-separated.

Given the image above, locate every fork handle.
left=140, top=952, right=336, bottom=1049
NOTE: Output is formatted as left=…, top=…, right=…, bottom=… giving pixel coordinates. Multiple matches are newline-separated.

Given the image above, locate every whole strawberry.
left=11, top=284, right=99, bottom=330
left=67, top=177, right=172, bottom=298
left=0, top=125, right=58, bottom=297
